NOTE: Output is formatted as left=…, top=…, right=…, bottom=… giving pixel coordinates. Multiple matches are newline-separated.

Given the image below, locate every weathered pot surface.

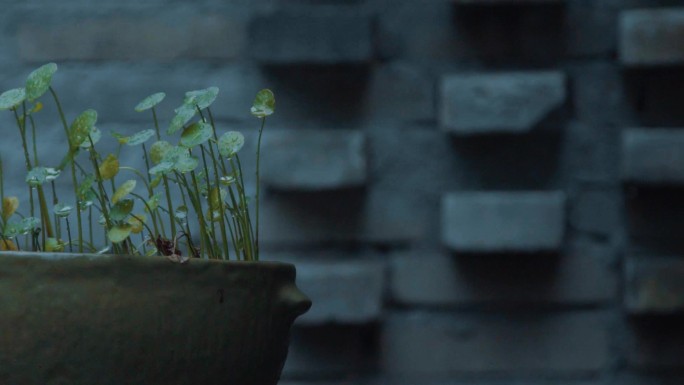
left=0, top=251, right=311, bottom=385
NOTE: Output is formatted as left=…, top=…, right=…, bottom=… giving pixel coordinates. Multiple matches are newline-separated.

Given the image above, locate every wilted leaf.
left=98, top=154, right=119, bottom=180
left=250, top=89, right=275, bottom=118
left=167, top=104, right=196, bottom=135
left=218, top=131, right=244, bottom=158
left=180, top=121, right=213, bottom=148
left=127, top=214, right=146, bottom=234
left=2, top=196, right=19, bottom=221
left=53, top=202, right=73, bottom=218
left=150, top=174, right=162, bottom=189
left=110, top=199, right=134, bottom=221
left=112, top=180, right=136, bottom=204
left=44, top=237, right=65, bottom=252
left=111, top=131, right=130, bottom=145
left=184, top=87, right=219, bottom=109
left=108, top=224, right=132, bottom=243
left=0, top=239, right=17, bottom=251
left=126, top=129, right=155, bottom=146
left=26, top=167, right=61, bottom=187
left=208, top=186, right=227, bottom=211
left=0, top=88, right=26, bottom=111
left=150, top=140, right=172, bottom=164
left=69, top=109, right=98, bottom=149
left=25, top=63, right=57, bottom=101
left=134, top=92, right=166, bottom=112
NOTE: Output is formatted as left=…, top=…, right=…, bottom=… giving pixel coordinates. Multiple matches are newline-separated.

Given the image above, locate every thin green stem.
left=254, top=117, right=266, bottom=261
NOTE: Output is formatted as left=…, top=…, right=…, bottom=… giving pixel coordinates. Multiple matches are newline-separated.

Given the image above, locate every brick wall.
left=1, top=1, right=684, bottom=384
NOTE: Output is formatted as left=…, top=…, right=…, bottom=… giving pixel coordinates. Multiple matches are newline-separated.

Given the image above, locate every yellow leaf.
left=127, top=214, right=146, bottom=234
left=0, top=239, right=17, bottom=251
left=98, top=154, right=120, bottom=180
left=2, top=196, right=19, bottom=221
left=45, top=238, right=64, bottom=252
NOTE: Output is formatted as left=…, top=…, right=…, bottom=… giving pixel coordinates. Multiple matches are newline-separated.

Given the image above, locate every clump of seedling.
left=0, top=63, right=274, bottom=261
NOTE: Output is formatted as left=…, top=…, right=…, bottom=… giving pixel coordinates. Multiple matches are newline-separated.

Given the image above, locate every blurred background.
left=2, top=0, right=684, bottom=384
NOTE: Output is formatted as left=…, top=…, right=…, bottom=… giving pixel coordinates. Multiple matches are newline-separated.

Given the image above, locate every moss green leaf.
left=167, top=104, right=196, bottom=135
left=180, top=121, right=213, bottom=148
left=173, top=154, right=199, bottom=173
left=250, top=89, right=275, bottom=118
left=150, top=140, right=172, bottom=164
left=184, top=87, right=219, bottom=109
left=0, top=88, right=26, bottom=111
left=218, top=131, right=244, bottom=158
left=69, top=109, right=98, bottom=149
left=110, top=198, right=134, bottom=221
left=25, top=63, right=57, bottom=101
left=26, top=167, right=61, bottom=187
left=134, top=92, right=166, bottom=112
left=112, top=179, right=136, bottom=204
left=108, top=224, right=133, bottom=243
left=79, top=126, right=101, bottom=148
left=53, top=203, right=73, bottom=218
left=126, top=129, right=155, bottom=146
left=148, top=161, right=175, bottom=175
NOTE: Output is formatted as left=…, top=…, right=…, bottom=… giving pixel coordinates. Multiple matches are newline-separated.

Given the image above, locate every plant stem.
left=49, top=86, right=83, bottom=252
left=151, top=107, right=177, bottom=238
left=254, top=117, right=266, bottom=261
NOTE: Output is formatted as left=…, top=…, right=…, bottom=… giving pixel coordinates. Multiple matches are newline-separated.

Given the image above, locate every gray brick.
left=261, top=129, right=366, bottom=190
left=569, top=187, right=622, bottom=237
left=248, top=11, right=373, bottom=64
left=440, top=72, right=566, bottom=135
left=382, top=311, right=608, bottom=378
left=625, top=257, right=684, bottom=314
left=621, top=128, right=684, bottom=185
left=17, top=12, right=245, bottom=62
left=294, top=260, right=385, bottom=325
left=619, top=7, right=684, bottom=66
left=441, top=191, right=566, bottom=252
left=390, top=251, right=616, bottom=306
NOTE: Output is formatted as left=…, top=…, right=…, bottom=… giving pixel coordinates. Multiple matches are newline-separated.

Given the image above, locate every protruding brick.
left=441, top=191, right=566, bottom=252
left=440, top=71, right=566, bottom=135
left=295, top=260, right=385, bottom=325
left=625, top=257, right=684, bottom=314
left=249, top=11, right=373, bottom=64
left=391, top=252, right=615, bottom=306
left=621, top=129, right=684, bottom=185
left=18, top=15, right=244, bottom=62
left=382, top=312, right=608, bottom=378
left=619, top=8, right=684, bottom=66
left=261, top=130, right=366, bottom=191
left=454, top=0, right=564, bottom=4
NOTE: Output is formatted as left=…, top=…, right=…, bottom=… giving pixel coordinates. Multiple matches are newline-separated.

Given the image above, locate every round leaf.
left=53, top=202, right=73, bottom=218
left=110, top=198, right=134, bottom=221
left=112, top=179, right=136, bottom=204
left=250, top=89, right=275, bottom=118
left=167, top=104, right=196, bottom=135
left=25, top=63, right=57, bottom=101
left=148, top=161, right=174, bottom=175
left=174, top=155, right=199, bottom=173
left=150, top=141, right=172, bottom=164
left=26, top=167, right=61, bottom=187
left=18, top=217, right=40, bottom=235
left=69, top=109, right=98, bottom=149
left=44, top=237, right=65, bottom=252
left=134, top=92, right=166, bottom=112
left=127, top=214, right=146, bottom=234
left=98, top=154, right=119, bottom=180
left=174, top=205, right=188, bottom=220
left=108, top=224, right=133, bottom=243
left=0, top=88, right=26, bottom=111
left=218, top=131, right=244, bottom=158
left=184, top=87, right=219, bottom=109
left=180, top=121, right=213, bottom=148
left=2, top=196, right=19, bottom=221
left=79, top=126, right=101, bottom=148
left=126, top=129, right=156, bottom=146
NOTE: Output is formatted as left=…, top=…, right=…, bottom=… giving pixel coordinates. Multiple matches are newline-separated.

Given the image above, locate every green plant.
left=0, top=63, right=274, bottom=261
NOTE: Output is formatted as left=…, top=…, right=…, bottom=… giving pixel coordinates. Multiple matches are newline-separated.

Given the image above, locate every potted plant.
left=0, top=63, right=311, bottom=385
